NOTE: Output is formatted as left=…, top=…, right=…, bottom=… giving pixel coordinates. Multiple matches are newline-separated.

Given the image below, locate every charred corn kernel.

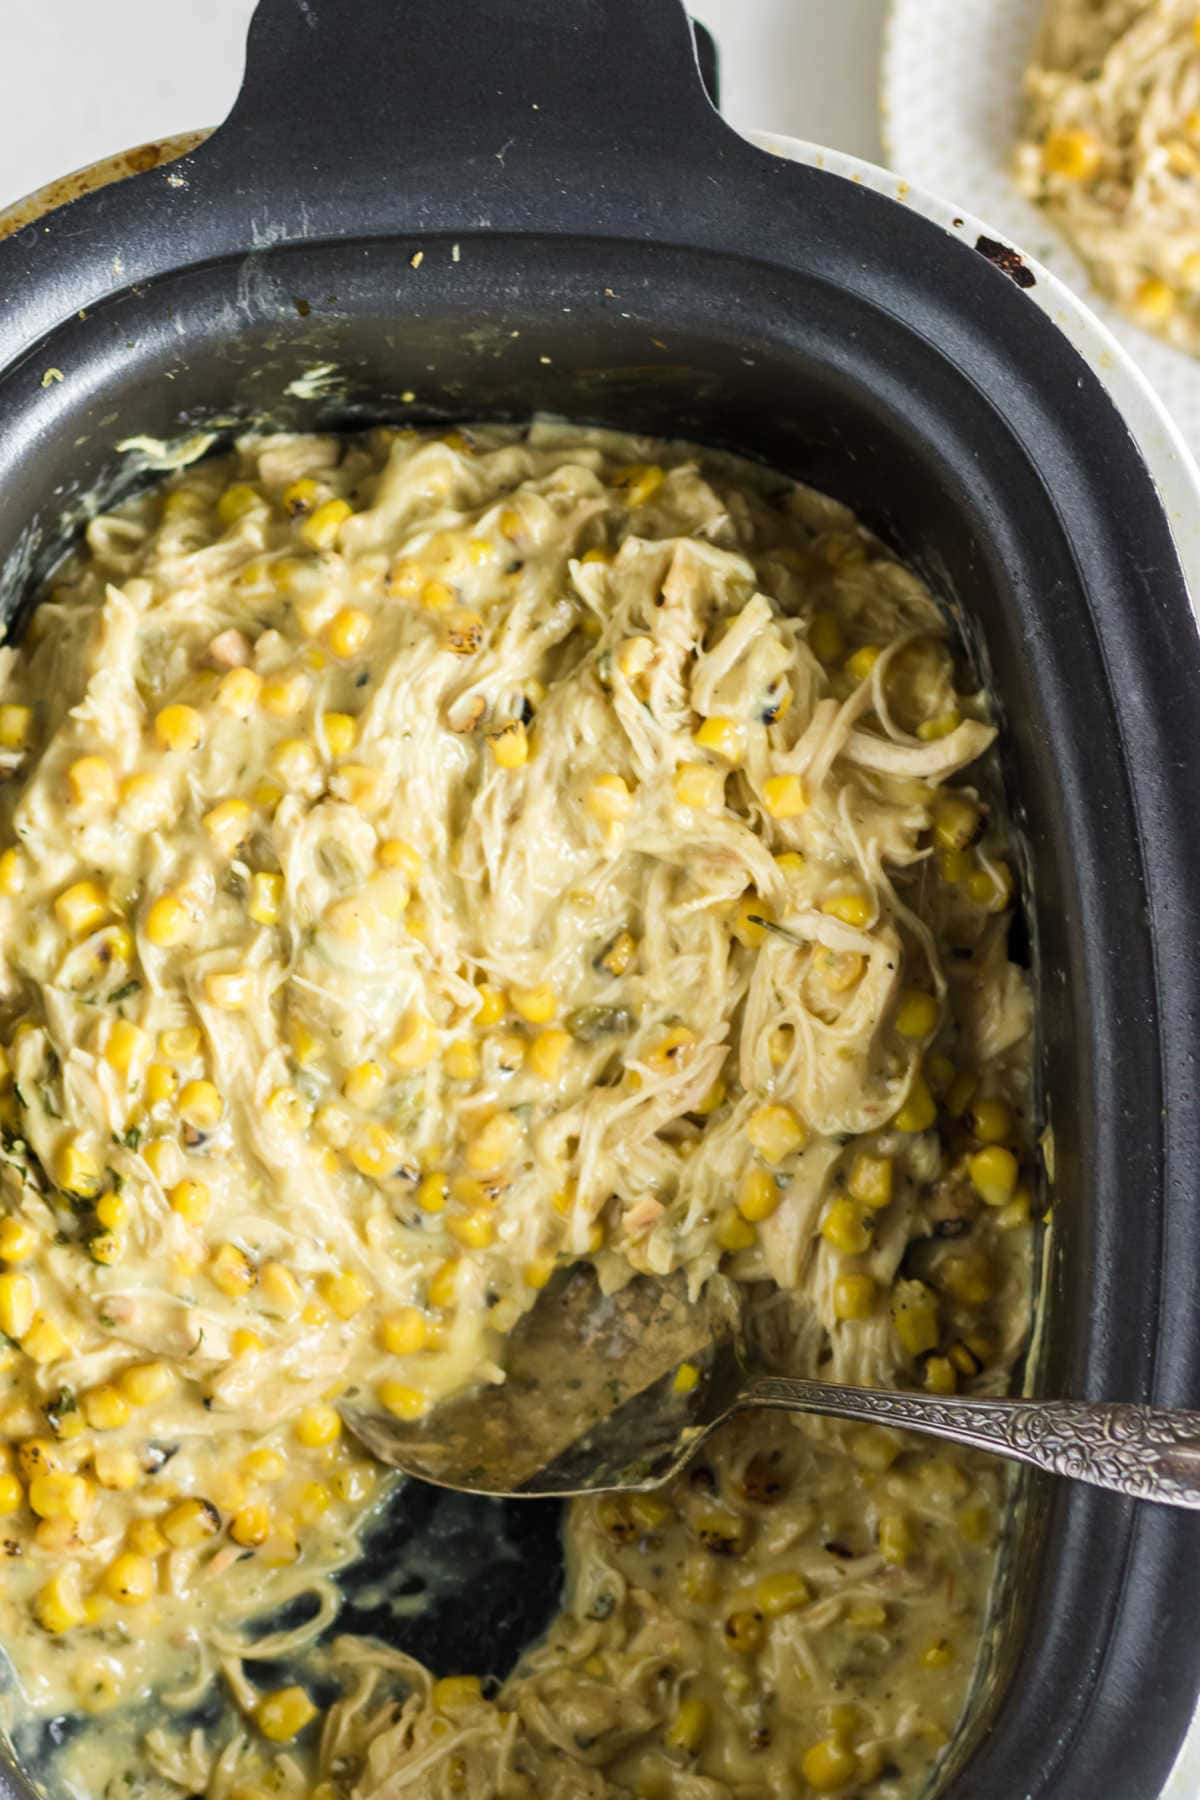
left=612, top=463, right=664, bottom=506
left=68, top=754, right=117, bottom=808
left=747, top=1103, right=806, bottom=1164
left=809, top=611, right=845, bottom=665
left=878, top=1510, right=915, bottom=1567
left=0, top=1473, right=21, bottom=1514
left=417, top=1171, right=448, bottom=1215
left=917, top=710, right=960, bottom=742
left=821, top=888, right=871, bottom=928
left=753, top=1570, right=810, bottom=1617
left=145, top=892, right=192, bottom=948
left=346, top=1121, right=404, bottom=1180
left=584, top=773, right=633, bottom=822
left=260, top=1262, right=303, bottom=1317
left=319, top=1269, right=370, bottom=1319
left=895, top=988, right=938, bottom=1038
left=298, top=496, right=352, bottom=552
left=666, top=1696, right=709, bottom=1754
left=447, top=1207, right=496, bottom=1249
left=845, top=644, right=881, bottom=682
left=894, top=1072, right=936, bottom=1133
left=821, top=1196, right=872, bottom=1255
left=801, top=1736, right=860, bottom=1791
left=244, top=870, right=282, bottom=927
left=0, top=848, right=26, bottom=895
left=179, top=1079, right=222, bottom=1129
left=716, top=1209, right=757, bottom=1252
left=642, top=1026, right=695, bottom=1074
left=260, top=671, right=310, bottom=720
left=56, top=880, right=109, bottom=937
left=509, top=982, right=557, bottom=1024
left=847, top=1152, right=893, bottom=1208
left=93, top=1447, right=140, bottom=1491
left=145, top=1063, right=177, bottom=1106
left=466, top=1111, right=521, bottom=1173
left=487, top=719, right=528, bottom=768
left=1135, top=275, right=1176, bottom=324
left=932, top=794, right=979, bottom=851
left=215, top=665, right=262, bottom=716
left=945, top=1069, right=978, bottom=1118
left=0, top=1273, right=35, bottom=1340
left=257, top=1685, right=317, bottom=1742
left=0, top=704, right=33, bottom=750
left=968, top=1145, right=1019, bottom=1206
left=428, top=1258, right=461, bottom=1309
left=694, top=716, right=743, bottom=763
left=381, top=1307, right=428, bottom=1355
left=738, top=1167, right=781, bottom=1222
left=389, top=1011, right=439, bottom=1070
left=0, top=1218, right=36, bottom=1262
left=732, top=894, right=772, bottom=949
left=442, top=607, right=484, bottom=656
left=723, top=1608, right=765, bottom=1653
left=83, top=1386, right=131, bottom=1431
left=1043, top=126, right=1101, bottom=180
left=86, top=1230, right=123, bottom=1268
left=528, top=1028, right=570, bottom=1081
left=673, top=761, right=725, bottom=810
left=762, top=773, right=807, bottom=819
left=119, top=1361, right=174, bottom=1406
left=104, top=1019, right=149, bottom=1078
left=282, top=476, right=322, bottom=516
left=833, top=1271, right=877, bottom=1321
left=29, top=1471, right=91, bottom=1521
left=379, top=837, right=423, bottom=879
left=342, top=1061, right=386, bottom=1107
left=892, top=1280, right=940, bottom=1357
left=325, top=607, right=371, bottom=659
left=924, top=1355, right=958, bottom=1394
left=970, top=1096, right=1014, bottom=1144
left=34, top=1571, right=87, bottom=1634
left=209, top=1243, right=256, bottom=1297
left=294, top=1403, right=341, bottom=1449
left=101, top=1552, right=155, bottom=1606
left=230, top=1503, right=272, bottom=1548
left=216, top=482, right=260, bottom=526
left=205, top=969, right=253, bottom=1011
left=17, top=1439, right=57, bottom=1482
left=154, top=704, right=205, bottom=752
left=57, top=1138, right=101, bottom=1199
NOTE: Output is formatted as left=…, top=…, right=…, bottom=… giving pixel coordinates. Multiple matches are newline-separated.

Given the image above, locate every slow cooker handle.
left=187, top=0, right=731, bottom=239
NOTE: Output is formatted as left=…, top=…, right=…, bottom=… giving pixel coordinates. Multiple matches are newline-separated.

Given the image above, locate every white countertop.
left=0, top=5, right=1193, bottom=1797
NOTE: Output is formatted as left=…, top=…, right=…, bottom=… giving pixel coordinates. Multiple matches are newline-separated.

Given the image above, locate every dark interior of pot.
left=0, top=1, right=1199, bottom=1794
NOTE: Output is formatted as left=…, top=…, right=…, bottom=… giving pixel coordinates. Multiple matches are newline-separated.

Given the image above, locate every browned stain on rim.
left=0, top=131, right=211, bottom=242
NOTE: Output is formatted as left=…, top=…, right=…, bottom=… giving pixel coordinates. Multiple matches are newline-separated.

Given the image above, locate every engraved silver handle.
left=743, top=1378, right=1200, bottom=1508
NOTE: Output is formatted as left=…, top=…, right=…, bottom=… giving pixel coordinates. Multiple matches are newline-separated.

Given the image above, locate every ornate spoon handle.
left=743, top=1377, right=1200, bottom=1508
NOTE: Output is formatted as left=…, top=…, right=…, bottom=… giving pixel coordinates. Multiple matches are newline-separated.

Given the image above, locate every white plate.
left=881, top=0, right=1200, bottom=464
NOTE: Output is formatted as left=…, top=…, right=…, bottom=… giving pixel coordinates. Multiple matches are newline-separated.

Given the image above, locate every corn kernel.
left=527, top=1028, right=570, bottom=1082
left=584, top=773, right=633, bottom=822
left=427, top=1258, right=461, bottom=1309
left=55, top=880, right=110, bottom=937
left=892, top=1281, right=940, bottom=1358
left=924, top=1355, right=958, bottom=1395
left=104, top=1019, right=149, bottom=1080
left=878, top=1511, right=915, bottom=1566
left=215, top=666, right=262, bottom=717
left=342, top=1061, right=386, bottom=1108
left=299, top=496, right=352, bottom=552
left=509, top=982, right=557, bottom=1024
left=261, top=1262, right=303, bottom=1316
left=34, top=1571, right=87, bottom=1634
left=154, top=704, right=205, bottom=752
left=67, top=754, right=118, bottom=809
left=294, top=1403, right=341, bottom=1449
left=0, top=848, right=26, bottom=896
left=466, top=1111, right=521, bottom=1174
left=738, top=1167, right=781, bottom=1223
left=801, top=1736, right=860, bottom=1792
left=29, top=1471, right=91, bottom=1522
left=389, top=1010, right=439, bottom=1070
left=693, top=716, right=743, bottom=764
left=894, top=988, right=938, bottom=1039
left=57, top=1138, right=101, bottom=1199
left=324, top=607, right=371, bottom=659
left=747, top=1103, right=806, bottom=1165
left=432, top=1674, right=484, bottom=1713
left=0, top=704, right=33, bottom=751
left=101, top=1552, right=155, bottom=1606
left=83, top=1385, right=131, bottom=1431
left=145, top=1064, right=178, bottom=1107
left=715, top=1209, right=757, bottom=1253
left=145, top=892, right=192, bottom=949
left=672, top=1361, right=701, bottom=1396
left=820, top=1196, right=872, bottom=1255
left=665, top=1696, right=709, bottom=1754
left=319, top=1269, right=371, bottom=1319
left=673, top=761, right=725, bottom=811
left=487, top=719, right=528, bottom=769
left=894, top=1072, right=936, bottom=1133
left=205, top=969, right=253, bottom=1011
left=209, top=1242, right=256, bottom=1298
left=968, top=1145, right=1019, bottom=1207
left=379, top=1380, right=429, bottom=1421
left=762, top=773, right=807, bottom=819
left=833, top=1271, right=877, bottom=1321
left=120, top=1361, right=174, bottom=1406
left=0, top=1218, right=36, bottom=1263
left=969, top=1096, right=1014, bottom=1144
left=0, top=1272, right=35, bottom=1339
left=93, top=1448, right=140, bottom=1491
left=167, top=1178, right=210, bottom=1226
left=1042, top=126, right=1101, bottom=180
left=179, top=1079, right=222, bottom=1129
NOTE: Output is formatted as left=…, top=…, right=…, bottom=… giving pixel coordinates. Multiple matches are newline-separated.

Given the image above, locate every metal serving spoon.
left=341, top=1264, right=1200, bottom=1508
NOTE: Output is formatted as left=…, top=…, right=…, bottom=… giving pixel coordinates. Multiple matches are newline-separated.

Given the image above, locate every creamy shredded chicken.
left=1017, top=0, right=1200, bottom=351
left=0, top=423, right=1034, bottom=1800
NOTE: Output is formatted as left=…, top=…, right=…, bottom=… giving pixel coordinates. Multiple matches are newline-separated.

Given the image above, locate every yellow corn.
left=932, top=794, right=979, bottom=851
left=380, top=1307, right=429, bottom=1355
left=762, top=773, right=807, bottom=819
left=879, top=1511, right=916, bottom=1566
left=917, top=711, right=960, bottom=742
left=801, top=1737, right=860, bottom=1792
left=673, top=762, right=725, bottom=811
left=894, top=988, right=938, bottom=1039
left=216, top=482, right=260, bottom=526
left=665, top=1696, right=709, bottom=1754
left=755, top=1570, right=810, bottom=1617
left=34, top=1571, right=87, bottom=1634
left=145, top=1064, right=178, bottom=1107
left=202, top=797, right=253, bottom=857
left=294, top=1403, right=341, bottom=1449
left=154, top=704, right=205, bottom=752
left=255, top=1683, right=318, bottom=1742
left=166, top=1178, right=210, bottom=1226
left=1042, top=127, right=1101, bottom=180
left=379, top=837, right=423, bottom=878
left=120, top=1361, right=174, bottom=1406
left=230, top=1503, right=272, bottom=1548
left=892, top=1281, right=940, bottom=1357
left=342, top=1061, right=386, bottom=1108
left=0, top=1472, right=22, bottom=1514
left=584, top=773, right=633, bottom=822
left=67, top=754, right=118, bottom=809
left=894, top=1072, right=936, bottom=1133
left=833, top=1271, right=877, bottom=1321
left=319, top=1269, right=371, bottom=1319
left=0, top=1272, right=35, bottom=1339
left=968, top=1145, right=1019, bottom=1207
left=209, top=1242, right=256, bottom=1297
left=715, top=1209, right=757, bottom=1253
left=57, top=1138, right=101, bottom=1199
left=326, top=607, right=372, bottom=658
left=0, top=848, right=26, bottom=895
left=29, top=1471, right=91, bottom=1521
left=672, top=1361, right=701, bottom=1395
left=466, top=1111, right=521, bottom=1173
left=845, top=644, right=881, bottom=682
left=509, top=982, right=557, bottom=1024
left=427, top=1258, right=461, bottom=1309
left=104, top=1019, right=149, bottom=1078
left=924, top=1355, right=958, bottom=1394
left=260, top=670, right=311, bottom=719
left=746, top=1103, right=806, bottom=1165
left=432, top=1674, right=485, bottom=1713
left=82, top=1386, right=131, bottom=1431
left=179, top=1079, right=222, bottom=1129
left=299, top=497, right=352, bottom=551
left=417, top=1171, right=448, bottom=1215
left=145, top=892, right=192, bottom=949
left=970, top=1096, right=1014, bottom=1144
left=443, top=1038, right=481, bottom=1082
left=205, top=969, right=253, bottom=1011
left=0, top=1218, right=36, bottom=1263
left=379, top=1380, right=429, bottom=1421
left=215, top=665, right=262, bottom=716
left=55, top=880, right=110, bottom=937
left=693, top=716, right=743, bottom=764
left=847, top=1152, right=893, bottom=1209
left=808, top=611, right=845, bottom=665
left=389, top=1010, right=439, bottom=1070
left=821, top=888, right=871, bottom=928
left=820, top=1197, right=872, bottom=1255
left=93, top=1448, right=140, bottom=1491
left=486, top=719, right=528, bottom=769
left=527, top=1028, right=570, bottom=1082
left=0, top=704, right=33, bottom=751
left=101, top=1552, right=155, bottom=1606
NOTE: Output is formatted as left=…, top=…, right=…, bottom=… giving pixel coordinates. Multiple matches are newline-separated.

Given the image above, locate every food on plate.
left=1016, top=0, right=1200, bottom=352
left=0, top=421, right=1034, bottom=1796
